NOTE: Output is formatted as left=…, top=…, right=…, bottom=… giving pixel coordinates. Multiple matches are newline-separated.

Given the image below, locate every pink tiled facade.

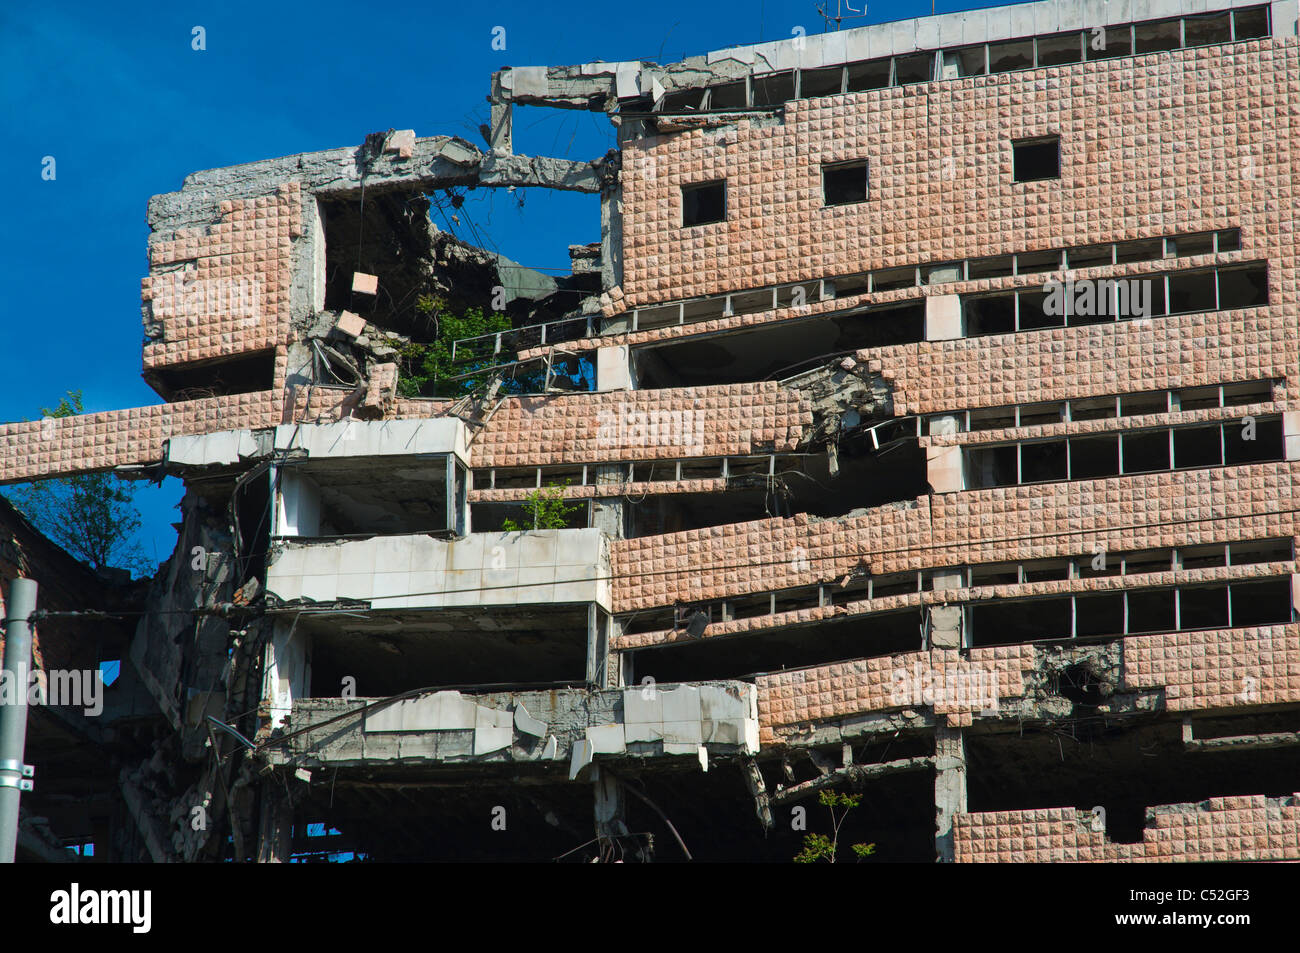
left=611, top=462, right=1300, bottom=612
left=620, top=42, right=1297, bottom=307
left=954, top=795, right=1300, bottom=862
left=754, top=622, right=1300, bottom=742
left=142, top=182, right=302, bottom=373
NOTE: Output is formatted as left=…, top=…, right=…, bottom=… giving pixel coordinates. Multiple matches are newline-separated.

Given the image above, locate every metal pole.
left=0, top=578, right=38, bottom=863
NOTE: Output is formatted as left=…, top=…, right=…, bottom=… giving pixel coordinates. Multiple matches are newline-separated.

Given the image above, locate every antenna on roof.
left=816, top=0, right=869, bottom=32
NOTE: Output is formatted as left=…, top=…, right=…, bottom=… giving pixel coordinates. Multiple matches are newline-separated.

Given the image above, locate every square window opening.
left=1013, top=138, right=1060, bottom=183
left=682, top=181, right=726, bottom=227
left=823, top=160, right=868, bottom=206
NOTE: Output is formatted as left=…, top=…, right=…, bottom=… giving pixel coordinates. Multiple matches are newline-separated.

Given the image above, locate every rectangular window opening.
left=846, top=58, right=891, bottom=92
left=894, top=52, right=935, bottom=85
left=822, top=160, right=868, bottom=206
left=1013, top=137, right=1060, bottom=183
left=1036, top=31, right=1083, bottom=67
left=682, top=181, right=726, bottom=227
left=989, top=39, right=1034, bottom=73
left=1134, top=18, right=1182, bottom=54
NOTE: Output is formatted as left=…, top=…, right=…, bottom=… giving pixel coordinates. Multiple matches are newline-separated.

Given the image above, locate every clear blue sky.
left=0, top=0, right=1016, bottom=568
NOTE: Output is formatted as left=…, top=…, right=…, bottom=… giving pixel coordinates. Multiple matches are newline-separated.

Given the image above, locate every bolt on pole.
left=0, top=578, right=38, bottom=863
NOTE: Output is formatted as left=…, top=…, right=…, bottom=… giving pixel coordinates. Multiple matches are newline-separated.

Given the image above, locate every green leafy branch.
left=793, top=790, right=877, bottom=863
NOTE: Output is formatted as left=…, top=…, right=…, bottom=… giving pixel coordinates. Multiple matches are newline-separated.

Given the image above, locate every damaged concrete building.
left=4, top=0, right=1300, bottom=861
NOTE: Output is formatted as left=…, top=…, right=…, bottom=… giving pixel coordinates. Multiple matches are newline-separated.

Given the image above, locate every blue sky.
left=0, top=0, right=1013, bottom=567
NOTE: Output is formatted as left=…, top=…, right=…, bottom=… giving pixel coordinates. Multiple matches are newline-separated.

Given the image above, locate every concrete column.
left=595, top=345, right=633, bottom=392
left=926, top=415, right=963, bottom=494
left=934, top=722, right=967, bottom=863
left=927, top=569, right=964, bottom=649
left=925, top=293, right=962, bottom=341
left=256, top=785, right=293, bottom=863
left=488, top=72, right=512, bottom=155
left=592, top=765, right=629, bottom=839
left=591, top=464, right=625, bottom=538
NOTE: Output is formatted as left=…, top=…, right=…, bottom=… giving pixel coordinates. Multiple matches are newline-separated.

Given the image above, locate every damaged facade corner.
left=4, top=0, right=1300, bottom=860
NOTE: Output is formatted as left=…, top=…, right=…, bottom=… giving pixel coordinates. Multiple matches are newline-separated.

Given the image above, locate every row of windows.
left=964, top=416, right=1283, bottom=489
left=472, top=454, right=782, bottom=489
left=657, top=6, right=1270, bottom=113
left=968, top=576, right=1293, bottom=646
left=619, top=537, right=1293, bottom=636
left=962, top=262, right=1268, bottom=336
left=925, top=379, right=1276, bottom=436
left=835, top=229, right=1241, bottom=297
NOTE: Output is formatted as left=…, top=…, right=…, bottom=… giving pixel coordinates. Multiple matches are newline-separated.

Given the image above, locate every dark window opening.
left=1183, top=12, right=1233, bottom=47
left=307, top=605, right=591, bottom=695
left=894, top=52, right=935, bottom=85
left=1215, top=264, right=1268, bottom=309
left=1120, top=430, right=1170, bottom=474
left=1224, top=415, right=1282, bottom=464
left=632, top=300, right=923, bottom=388
left=1167, top=270, right=1217, bottom=314
left=1069, top=435, right=1120, bottom=480
left=1229, top=539, right=1293, bottom=566
left=146, top=349, right=276, bottom=401
left=1066, top=243, right=1112, bottom=269
left=1134, top=18, right=1182, bottom=54
left=1036, top=31, right=1083, bottom=66
left=989, top=39, right=1034, bottom=73
left=944, top=45, right=986, bottom=78
left=1074, top=592, right=1125, bottom=637
left=965, top=444, right=1019, bottom=489
left=1179, top=585, right=1230, bottom=630
left=967, top=406, right=1017, bottom=431
left=823, top=160, right=868, bottom=206
left=1173, top=232, right=1215, bottom=257
left=1120, top=391, right=1167, bottom=416
left=870, top=266, right=916, bottom=291
left=1020, top=440, right=1067, bottom=483
left=707, top=80, right=747, bottom=109
left=1114, top=238, right=1164, bottom=263
left=800, top=66, right=844, bottom=98
left=1233, top=6, right=1270, bottom=40
left=661, top=87, right=705, bottom=112
left=1177, top=544, right=1226, bottom=570
left=1173, top=425, right=1222, bottom=468
left=630, top=608, right=922, bottom=682
left=967, top=255, right=1014, bottom=279
left=970, top=563, right=1019, bottom=586
left=969, top=597, right=1072, bottom=646
left=846, top=58, right=891, bottom=92
left=682, top=181, right=726, bottom=227
left=1217, top=228, right=1242, bottom=252
left=964, top=293, right=1016, bottom=336
left=1012, top=138, right=1060, bottom=183
left=1222, top=379, right=1274, bottom=405
left=1229, top=578, right=1292, bottom=627
left=1086, top=25, right=1133, bottom=60
left=1016, top=249, right=1061, bottom=274
left=752, top=71, right=796, bottom=106
left=1022, top=560, right=1070, bottom=583
left=1070, top=396, right=1118, bottom=421
left=1127, top=588, right=1175, bottom=633
left=1017, top=289, right=1060, bottom=330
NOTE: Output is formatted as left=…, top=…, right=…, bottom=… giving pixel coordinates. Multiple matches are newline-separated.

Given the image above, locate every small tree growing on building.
left=793, top=790, right=877, bottom=863
left=501, top=483, right=580, bottom=532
